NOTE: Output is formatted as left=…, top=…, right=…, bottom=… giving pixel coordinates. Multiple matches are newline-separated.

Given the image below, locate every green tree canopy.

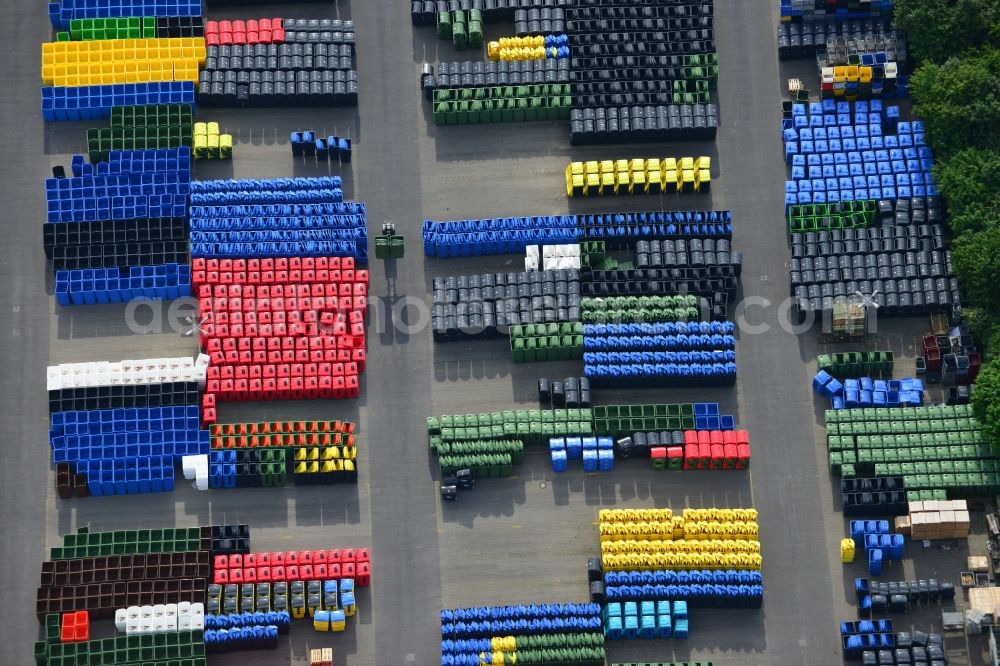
left=951, top=227, right=1000, bottom=315
left=932, top=147, right=1000, bottom=227
left=895, top=0, right=1000, bottom=64
left=910, top=47, right=1000, bottom=160
left=972, top=361, right=1000, bottom=451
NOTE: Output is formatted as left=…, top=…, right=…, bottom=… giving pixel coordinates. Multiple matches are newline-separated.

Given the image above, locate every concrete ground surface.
left=0, top=0, right=992, bottom=664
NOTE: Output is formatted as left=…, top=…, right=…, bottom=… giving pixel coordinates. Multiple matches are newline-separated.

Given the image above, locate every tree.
left=932, top=148, right=1000, bottom=231
left=910, top=47, right=1000, bottom=160
left=895, top=0, right=1000, bottom=64
left=972, top=361, right=1000, bottom=452
left=946, top=201, right=1000, bottom=237
left=951, top=227, right=1000, bottom=316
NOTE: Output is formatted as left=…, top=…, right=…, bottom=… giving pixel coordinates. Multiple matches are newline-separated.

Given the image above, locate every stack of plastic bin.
left=783, top=101, right=937, bottom=206
left=597, top=508, right=763, bottom=610
left=48, top=148, right=192, bottom=305
left=47, top=355, right=209, bottom=498
left=440, top=603, right=604, bottom=665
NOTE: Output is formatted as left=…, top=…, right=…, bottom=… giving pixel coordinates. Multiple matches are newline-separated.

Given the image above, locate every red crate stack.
left=205, top=18, right=285, bottom=46
left=193, top=257, right=368, bottom=403
left=60, top=611, right=89, bottom=643
left=212, top=548, right=371, bottom=587
left=681, top=430, right=750, bottom=470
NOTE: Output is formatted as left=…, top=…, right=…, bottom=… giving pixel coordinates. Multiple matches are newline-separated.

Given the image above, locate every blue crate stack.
left=602, top=600, right=688, bottom=640
left=41, top=82, right=197, bottom=122
left=850, top=520, right=904, bottom=577
left=603, top=570, right=763, bottom=608
left=783, top=101, right=936, bottom=207
left=840, top=619, right=896, bottom=660
left=48, top=0, right=201, bottom=29
left=49, top=405, right=209, bottom=496
left=188, top=177, right=367, bottom=262
left=583, top=322, right=737, bottom=387
left=813, top=371, right=924, bottom=409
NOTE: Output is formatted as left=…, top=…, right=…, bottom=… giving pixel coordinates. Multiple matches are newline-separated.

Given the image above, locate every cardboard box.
left=909, top=500, right=924, bottom=513
left=956, top=510, right=971, bottom=529
left=895, top=516, right=911, bottom=536
left=939, top=510, right=955, bottom=526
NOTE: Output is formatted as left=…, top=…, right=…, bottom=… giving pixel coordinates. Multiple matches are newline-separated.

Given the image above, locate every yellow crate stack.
left=41, top=37, right=206, bottom=87
left=487, top=35, right=551, bottom=61
left=598, top=507, right=761, bottom=571
left=565, top=156, right=712, bottom=197
left=193, top=122, right=234, bottom=160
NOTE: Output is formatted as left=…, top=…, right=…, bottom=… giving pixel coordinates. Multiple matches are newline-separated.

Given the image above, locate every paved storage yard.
left=0, top=0, right=988, bottom=664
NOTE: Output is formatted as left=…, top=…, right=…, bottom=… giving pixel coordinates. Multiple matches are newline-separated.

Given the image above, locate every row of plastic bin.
left=432, top=94, right=570, bottom=125
left=116, top=602, right=206, bottom=635
left=197, top=76, right=359, bottom=108
left=778, top=17, right=903, bottom=61
left=290, top=132, right=352, bottom=163
left=190, top=189, right=343, bottom=209
left=215, top=549, right=368, bottom=570
left=603, top=570, right=762, bottom=587
left=441, top=615, right=602, bottom=639
left=204, top=626, right=279, bottom=651
left=41, top=82, right=196, bottom=122
left=600, top=538, right=761, bottom=558
left=46, top=355, right=208, bottom=392
left=205, top=18, right=288, bottom=46
left=815, top=372, right=924, bottom=406
left=570, top=105, right=719, bottom=145
left=840, top=621, right=896, bottom=660
left=51, top=241, right=189, bottom=269
left=73, top=456, right=176, bottom=496
left=192, top=228, right=365, bottom=244
left=203, top=370, right=360, bottom=402
left=50, top=525, right=204, bottom=556
left=421, top=60, right=569, bottom=99
left=442, top=604, right=600, bottom=625
left=599, top=582, right=763, bottom=608
left=584, top=333, right=735, bottom=351
left=61, top=16, right=202, bottom=41
left=584, top=321, right=732, bottom=336
left=48, top=381, right=200, bottom=417
left=48, top=0, right=202, bottom=29
left=45, top=171, right=191, bottom=200
left=603, top=600, right=687, bottom=640
left=56, top=263, right=191, bottom=305
left=855, top=577, right=955, bottom=611
left=191, top=255, right=364, bottom=282
left=36, top=631, right=206, bottom=666
left=598, top=510, right=758, bottom=539
left=50, top=427, right=208, bottom=462
left=651, top=440, right=749, bottom=470
left=51, top=404, right=198, bottom=433
left=202, top=611, right=290, bottom=633
left=213, top=562, right=370, bottom=588
left=41, top=36, right=206, bottom=70
left=550, top=436, right=614, bottom=472
left=69, top=150, right=190, bottom=179
left=422, top=210, right=730, bottom=257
